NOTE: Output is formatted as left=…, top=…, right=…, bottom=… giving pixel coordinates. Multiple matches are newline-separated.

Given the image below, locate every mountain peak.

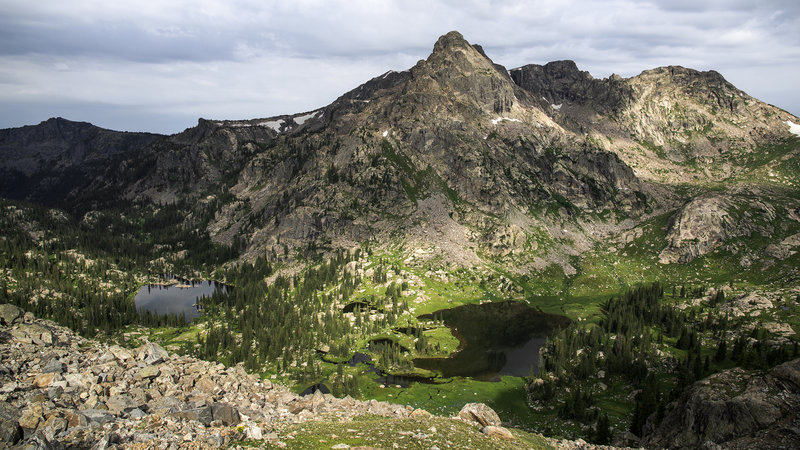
left=432, top=31, right=471, bottom=54
left=417, top=32, right=515, bottom=114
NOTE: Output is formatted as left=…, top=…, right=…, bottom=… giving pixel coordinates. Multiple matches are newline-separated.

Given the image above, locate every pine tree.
left=715, top=339, right=727, bottom=362
left=594, top=413, right=611, bottom=445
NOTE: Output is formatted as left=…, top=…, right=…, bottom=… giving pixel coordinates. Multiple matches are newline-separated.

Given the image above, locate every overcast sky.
left=1, top=0, right=798, bottom=134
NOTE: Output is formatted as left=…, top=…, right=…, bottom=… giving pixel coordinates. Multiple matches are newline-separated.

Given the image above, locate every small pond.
left=414, top=301, right=570, bottom=381
left=134, top=277, right=228, bottom=322
left=342, top=301, right=374, bottom=313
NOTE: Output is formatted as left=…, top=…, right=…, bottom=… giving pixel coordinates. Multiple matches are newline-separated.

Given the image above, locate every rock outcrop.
left=510, top=60, right=633, bottom=114
left=658, top=191, right=786, bottom=265
left=659, top=195, right=739, bottom=264
left=643, top=358, right=800, bottom=449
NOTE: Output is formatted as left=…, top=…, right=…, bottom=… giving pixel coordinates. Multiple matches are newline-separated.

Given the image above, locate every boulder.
left=65, top=411, right=88, bottom=429
left=245, top=424, right=262, bottom=440
left=457, top=403, right=502, bottom=427
left=128, top=408, right=147, bottom=419
left=211, top=403, right=240, bottom=426
left=18, top=405, right=43, bottom=436
left=137, top=342, right=169, bottom=365
left=410, top=408, right=433, bottom=419
left=22, top=431, right=52, bottom=450
left=138, top=366, right=160, bottom=380
left=46, top=386, right=63, bottom=401
left=482, top=425, right=514, bottom=441
left=0, top=304, right=23, bottom=326
left=193, top=376, right=217, bottom=394
left=288, top=400, right=312, bottom=415
left=40, top=416, right=67, bottom=442
left=33, top=373, right=57, bottom=388
left=0, top=401, right=22, bottom=445
left=172, top=405, right=213, bottom=426
left=105, top=395, right=138, bottom=414
left=82, top=409, right=115, bottom=425
left=311, top=389, right=325, bottom=408
left=40, top=358, right=65, bottom=374
left=64, top=373, right=88, bottom=389
left=108, top=345, right=133, bottom=362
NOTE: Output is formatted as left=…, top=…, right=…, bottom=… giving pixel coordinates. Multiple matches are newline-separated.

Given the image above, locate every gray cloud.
left=0, top=0, right=798, bottom=133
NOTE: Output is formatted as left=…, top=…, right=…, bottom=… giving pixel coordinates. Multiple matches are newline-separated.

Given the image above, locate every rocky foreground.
left=0, top=304, right=623, bottom=449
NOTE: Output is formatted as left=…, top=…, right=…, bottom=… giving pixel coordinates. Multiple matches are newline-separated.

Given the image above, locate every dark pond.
left=134, top=277, right=228, bottom=322
left=342, top=301, right=372, bottom=313
left=414, top=301, right=570, bottom=381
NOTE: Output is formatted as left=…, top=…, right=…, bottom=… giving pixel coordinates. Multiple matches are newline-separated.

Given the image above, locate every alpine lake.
left=133, top=277, right=228, bottom=322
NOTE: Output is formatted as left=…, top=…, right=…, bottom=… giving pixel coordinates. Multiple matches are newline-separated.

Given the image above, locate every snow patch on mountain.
left=491, top=117, right=521, bottom=125
left=786, top=120, right=800, bottom=137
left=293, top=112, right=317, bottom=125
left=260, top=120, right=283, bottom=132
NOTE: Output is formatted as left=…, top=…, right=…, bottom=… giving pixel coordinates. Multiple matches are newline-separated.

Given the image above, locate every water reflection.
left=134, top=276, right=228, bottom=322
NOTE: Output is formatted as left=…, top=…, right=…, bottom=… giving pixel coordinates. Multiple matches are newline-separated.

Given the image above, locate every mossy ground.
left=251, top=415, right=553, bottom=449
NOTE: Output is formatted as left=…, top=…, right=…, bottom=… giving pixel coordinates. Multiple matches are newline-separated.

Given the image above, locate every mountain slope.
left=193, top=31, right=654, bottom=269
left=0, top=31, right=797, bottom=286
left=0, top=118, right=161, bottom=208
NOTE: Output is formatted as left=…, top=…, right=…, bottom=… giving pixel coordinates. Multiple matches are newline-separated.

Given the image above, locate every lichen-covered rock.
left=457, top=402, right=502, bottom=427
left=137, top=341, right=170, bottom=365
left=138, top=365, right=160, bottom=380
left=0, top=304, right=23, bottom=326
left=482, top=424, right=514, bottom=441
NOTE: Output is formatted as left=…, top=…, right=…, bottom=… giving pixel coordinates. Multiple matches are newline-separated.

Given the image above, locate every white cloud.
left=0, top=0, right=798, bottom=133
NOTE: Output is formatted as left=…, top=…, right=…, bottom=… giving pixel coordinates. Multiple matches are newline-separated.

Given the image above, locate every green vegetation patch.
left=257, top=414, right=553, bottom=449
